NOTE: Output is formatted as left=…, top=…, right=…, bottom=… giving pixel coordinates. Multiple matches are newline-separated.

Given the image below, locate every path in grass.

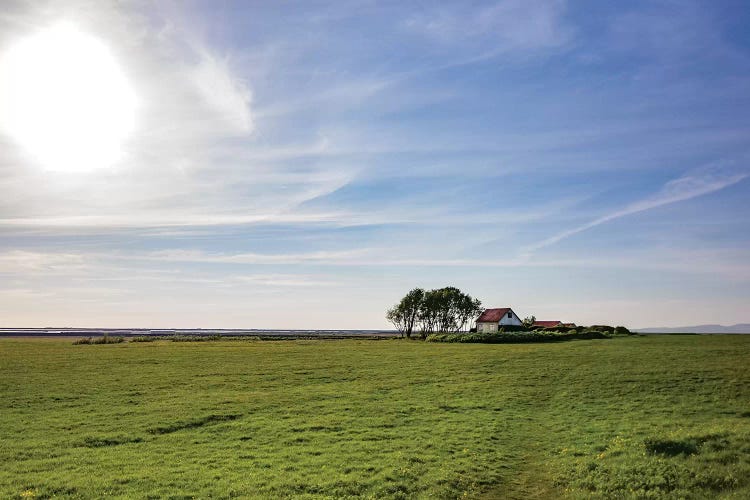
left=1, top=335, right=748, bottom=498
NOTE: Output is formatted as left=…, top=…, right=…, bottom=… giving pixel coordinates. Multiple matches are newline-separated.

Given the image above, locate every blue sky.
left=0, top=0, right=749, bottom=328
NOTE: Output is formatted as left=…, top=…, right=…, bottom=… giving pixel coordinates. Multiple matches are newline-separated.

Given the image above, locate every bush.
left=614, top=326, right=631, bottom=335
left=544, top=325, right=574, bottom=333
left=73, top=335, right=125, bottom=345
left=131, top=334, right=223, bottom=342
left=94, top=335, right=125, bottom=344
left=169, top=334, right=222, bottom=342
left=426, top=330, right=610, bottom=344
left=589, top=325, right=615, bottom=334
left=497, top=325, right=529, bottom=333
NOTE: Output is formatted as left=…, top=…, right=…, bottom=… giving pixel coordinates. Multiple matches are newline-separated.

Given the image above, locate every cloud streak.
left=189, top=47, right=253, bottom=135
left=0, top=212, right=348, bottom=228
left=523, top=165, right=749, bottom=255
left=405, top=0, right=570, bottom=51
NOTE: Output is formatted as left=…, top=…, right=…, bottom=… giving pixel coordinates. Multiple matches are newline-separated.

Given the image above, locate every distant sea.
left=636, top=324, right=750, bottom=334
left=0, top=328, right=397, bottom=338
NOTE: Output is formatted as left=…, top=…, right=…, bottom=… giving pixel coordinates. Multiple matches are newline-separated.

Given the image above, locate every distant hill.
left=636, top=324, right=750, bottom=334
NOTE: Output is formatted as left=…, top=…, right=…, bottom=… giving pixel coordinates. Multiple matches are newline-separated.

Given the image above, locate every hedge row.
left=426, top=330, right=611, bottom=344
left=73, top=335, right=125, bottom=345
left=530, top=325, right=632, bottom=335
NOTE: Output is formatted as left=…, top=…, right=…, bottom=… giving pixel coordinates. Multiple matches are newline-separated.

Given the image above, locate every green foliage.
left=498, top=325, right=529, bottom=333
left=614, top=325, right=632, bottom=335
left=589, top=325, right=616, bottom=334
left=522, top=315, right=536, bottom=328
left=426, top=329, right=609, bottom=343
left=544, top=325, right=574, bottom=333
left=386, top=287, right=424, bottom=338
left=72, top=335, right=125, bottom=345
left=2, top=336, right=749, bottom=498
left=390, top=286, right=482, bottom=338
left=79, top=334, right=223, bottom=344
left=168, top=334, right=222, bottom=342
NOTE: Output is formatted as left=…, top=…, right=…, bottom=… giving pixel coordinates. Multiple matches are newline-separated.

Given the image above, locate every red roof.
left=477, top=308, right=512, bottom=323
left=533, top=320, right=562, bottom=328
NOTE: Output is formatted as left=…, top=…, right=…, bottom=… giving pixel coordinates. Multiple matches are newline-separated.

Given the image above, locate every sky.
left=0, top=0, right=749, bottom=329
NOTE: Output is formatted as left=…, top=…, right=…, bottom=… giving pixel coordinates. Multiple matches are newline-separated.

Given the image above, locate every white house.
left=476, top=307, right=522, bottom=333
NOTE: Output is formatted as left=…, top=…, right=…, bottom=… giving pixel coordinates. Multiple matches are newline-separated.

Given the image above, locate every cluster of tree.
left=386, top=287, right=483, bottom=339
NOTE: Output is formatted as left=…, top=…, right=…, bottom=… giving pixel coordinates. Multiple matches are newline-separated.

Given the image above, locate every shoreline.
left=0, top=328, right=399, bottom=340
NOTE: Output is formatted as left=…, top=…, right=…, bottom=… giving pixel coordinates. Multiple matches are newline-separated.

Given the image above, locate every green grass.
left=1, top=335, right=748, bottom=499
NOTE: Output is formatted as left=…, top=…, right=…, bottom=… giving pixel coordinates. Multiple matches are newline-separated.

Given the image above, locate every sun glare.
left=0, top=23, right=136, bottom=172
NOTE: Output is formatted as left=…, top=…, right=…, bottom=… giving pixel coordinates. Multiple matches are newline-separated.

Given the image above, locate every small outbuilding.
left=533, top=320, right=562, bottom=328
left=476, top=307, right=522, bottom=333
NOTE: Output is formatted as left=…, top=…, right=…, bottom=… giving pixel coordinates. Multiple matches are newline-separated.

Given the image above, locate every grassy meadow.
left=1, top=335, right=749, bottom=499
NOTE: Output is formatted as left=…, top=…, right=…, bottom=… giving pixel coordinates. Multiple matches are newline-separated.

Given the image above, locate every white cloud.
left=0, top=211, right=347, bottom=229
left=405, top=0, right=571, bottom=56
left=0, top=250, right=87, bottom=272
left=189, top=47, right=253, bottom=135
left=235, top=274, right=338, bottom=287
left=523, top=164, right=749, bottom=255
left=147, top=249, right=369, bottom=265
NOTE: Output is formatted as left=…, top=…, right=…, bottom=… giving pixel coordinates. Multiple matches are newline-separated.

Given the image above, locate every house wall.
left=477, top=322, right=498, bottom=333
left=476, top=310, right=523, bottom=333
left=498, top=310, right=522, bottom=326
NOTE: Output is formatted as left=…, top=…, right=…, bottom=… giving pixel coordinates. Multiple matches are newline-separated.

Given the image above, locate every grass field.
left=1, top=335, right=749, bottom=499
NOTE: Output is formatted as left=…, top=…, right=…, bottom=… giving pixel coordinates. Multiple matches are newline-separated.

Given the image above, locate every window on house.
left=507, top=312, right=512, bottom=318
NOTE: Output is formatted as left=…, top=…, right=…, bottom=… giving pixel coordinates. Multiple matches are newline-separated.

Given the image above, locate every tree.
left=430, top=287, right=483, bottom=333
left=456, top=295, right=483, bottom=333
left=386, top=305, right=406, bottom=337
left=522, top=315, right=536, bottom=328
left=418, top=289, right=441, bottom=339
left=386, top=288, right=424, bottom=338
left=435, top=287, right=458, bottom=333
left=389, top=286, right=482, bottom=339
left=400, top=288, right=424, bottom=338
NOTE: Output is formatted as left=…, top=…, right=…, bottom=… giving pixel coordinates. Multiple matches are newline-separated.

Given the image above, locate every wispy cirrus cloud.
left=0, top=211, right=348, bottom=229
left=523, top=164, right=749, bottom=255
left=404, top=0, right=571, bottom=58
left=188, top=47, right=253, bottom=135
left=0, top=249, right=87, bottom=272
left=147, top=249, right=371, bottom=265
left=235, top=274, right=339, bottom=287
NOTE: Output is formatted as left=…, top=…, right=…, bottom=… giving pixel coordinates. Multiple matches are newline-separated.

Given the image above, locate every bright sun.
left=0, top=23, right=136, bottom=172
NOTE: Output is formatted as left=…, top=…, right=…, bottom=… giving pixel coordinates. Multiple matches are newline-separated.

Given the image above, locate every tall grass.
left=72, top=335, right=125, bottom=345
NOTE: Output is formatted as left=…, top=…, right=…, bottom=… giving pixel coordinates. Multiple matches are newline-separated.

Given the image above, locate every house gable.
left=476, top=307, right=522, bottom=332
